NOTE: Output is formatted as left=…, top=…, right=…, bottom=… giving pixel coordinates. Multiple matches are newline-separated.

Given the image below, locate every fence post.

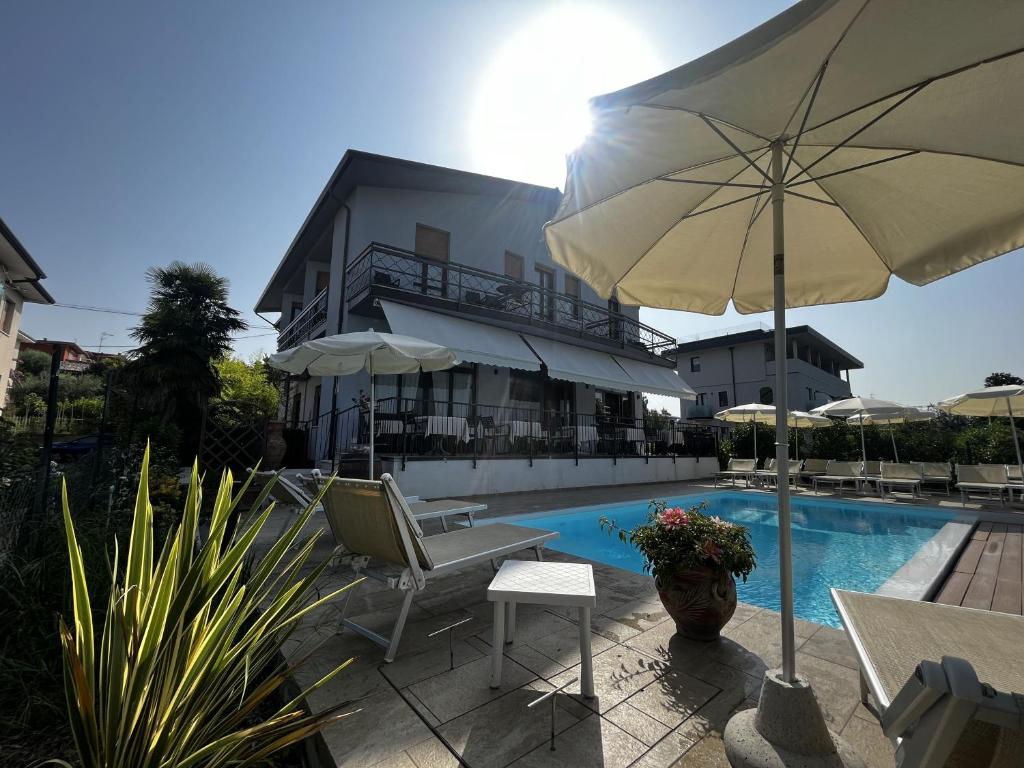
left=37, top=344, right=63, bottom=512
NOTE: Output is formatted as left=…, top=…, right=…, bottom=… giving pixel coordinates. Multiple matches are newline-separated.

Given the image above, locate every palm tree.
left=126, top=262, right=246, bottom=452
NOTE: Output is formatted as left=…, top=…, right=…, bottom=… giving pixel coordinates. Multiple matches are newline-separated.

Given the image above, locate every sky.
left=2, top=0, right=1021, bottom=411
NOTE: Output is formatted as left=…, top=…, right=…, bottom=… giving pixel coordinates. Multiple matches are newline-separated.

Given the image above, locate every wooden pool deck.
left=935, top=521, right=1024, bottom=615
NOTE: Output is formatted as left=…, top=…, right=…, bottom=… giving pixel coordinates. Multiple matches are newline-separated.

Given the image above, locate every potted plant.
left=600, top=500, right=756, bottom=641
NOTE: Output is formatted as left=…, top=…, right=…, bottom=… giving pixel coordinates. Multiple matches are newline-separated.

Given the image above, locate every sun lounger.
left=831, top=589, right=1024, bottom=767
left=812, top=461, right=864, bottom=496
left=914, top=462, right=953, bottom=495
left=878, top=462, right=923, bottom=499
left=956, top=464, right=1013, bottom=506
left=714, top=458, right=757, bottom=487
left=325, top=474, right=557, bottom=662
left=864, top=460, right=882, bottom=479
left=756, top=459, right=802, bottom=487
left=252, top=470, right=323, bottom=513
left=1004, top=464, right=1022, bottom=503
left=798, top=458, right=829, bottom=482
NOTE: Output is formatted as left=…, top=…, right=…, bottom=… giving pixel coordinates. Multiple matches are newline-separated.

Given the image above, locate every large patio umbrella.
left=938, top=385, right=1024, bottom=493
left=787, top=410, right=832, bottom=460
left=845, top=407, right=935, bottom=462
left=714, top=403, right=776, bottom=463
left=268, top=331, right=458, bottom=477
left=543, top=0, right=1024, bottom=758
left=811, top=397, right=909, bottom=474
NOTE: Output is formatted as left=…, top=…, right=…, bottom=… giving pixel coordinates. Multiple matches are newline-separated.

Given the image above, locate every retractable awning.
left=613, top=355, right=696, bottom=399
left=380, top=300, right=541, bottom=371
left=522, top=335, right=635, bottom=392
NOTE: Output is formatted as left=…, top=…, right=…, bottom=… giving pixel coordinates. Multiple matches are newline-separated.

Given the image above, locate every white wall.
left=383, top=455, right=716, bottom=498
left=0, top=291, right=25, bottom=412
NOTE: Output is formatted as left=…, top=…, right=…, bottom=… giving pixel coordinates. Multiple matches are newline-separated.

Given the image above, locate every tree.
left=985, top=372, right=1023, bottom=387
left=214, top=356, right=280, bottom=422
left=126, top=262, right=246, bottom=456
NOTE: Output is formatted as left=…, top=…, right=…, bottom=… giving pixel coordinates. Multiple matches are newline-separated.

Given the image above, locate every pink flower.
left=658, top=507, right=690, bottom=529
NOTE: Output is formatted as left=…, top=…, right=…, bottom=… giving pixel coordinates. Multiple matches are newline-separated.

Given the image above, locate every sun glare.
left=470, top=5, right=662, bottom=188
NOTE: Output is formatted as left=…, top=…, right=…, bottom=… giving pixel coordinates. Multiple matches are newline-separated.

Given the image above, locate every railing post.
left=328, top=409, right=338, bottom=473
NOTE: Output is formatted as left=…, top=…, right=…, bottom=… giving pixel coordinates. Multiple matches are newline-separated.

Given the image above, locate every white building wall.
left=0, top=291, right=25, bottom=412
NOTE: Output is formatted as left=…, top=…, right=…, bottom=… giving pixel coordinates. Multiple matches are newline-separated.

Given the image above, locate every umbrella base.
left=724, top=670, right=865, bottom=768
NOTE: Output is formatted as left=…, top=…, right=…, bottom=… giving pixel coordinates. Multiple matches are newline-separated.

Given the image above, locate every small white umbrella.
left=268, top=331, right=458, bottom=477
left=938, top=385, right=1024, bottom=491
left=714, top=403, right=776, bottom=463
left=845, top=407, right=935, bottom=463
left=811, top=397, right=907, bottom=475
left=786, top=410, right=832, bottom=460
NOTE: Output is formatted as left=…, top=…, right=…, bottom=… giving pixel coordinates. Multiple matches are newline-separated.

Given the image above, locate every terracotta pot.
left=656, top=565, right=736, bottom=641
left=263, top=420, right=287, bottom=469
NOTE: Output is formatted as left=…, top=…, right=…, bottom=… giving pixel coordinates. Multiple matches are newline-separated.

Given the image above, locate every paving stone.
left=627, top=727, right=701, bottom=768
left=317, top=687, right=433, bottom=768
left=605, top=701, right=672, bottom=746
left=667, top=734, right=730, bottom=767
left=370, top=751, right=420, bottom=768
left=792, top=651, right=863, bottom=729
left=501, top=641, right=568, bottom=680
left=604, top=596, right=671, bottom=633
left=840, top=713, right=896, bottom=768
left=521, top=622, right=616, bottom=669
left=511, top=714, right=647, bottom=768
left=405, top=737, right=462, bottom=768
left=800, top=625, right=859, bottom=670
left=591, top=614, right=645, bottom=644
left=381, top=637, right=486, bottom=690
left=623, top=667, right=720, bottom=729
left=549, top=646, right=672, bottom=714
left=406, top=654, right=536, bottom=723
left=436, top=681, right=583, bottom=768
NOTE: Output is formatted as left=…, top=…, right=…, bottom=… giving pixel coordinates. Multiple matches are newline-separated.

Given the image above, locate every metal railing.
left=345, top=243, right=677, bottom=359
left=293, top=396, right=716, bottom=467
left=278, top=287, right=329, bottom=349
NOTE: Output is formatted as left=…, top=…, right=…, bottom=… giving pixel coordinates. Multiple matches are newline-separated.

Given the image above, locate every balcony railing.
left=278, top=287, right=328, bottom=350
left=291, top=396, right=716, bottom=467
left=346, top=243, right=677, bottom=359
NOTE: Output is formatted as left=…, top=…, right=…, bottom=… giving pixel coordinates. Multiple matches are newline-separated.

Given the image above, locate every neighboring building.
left=20, top=339, right=97, bottom=373
left=675, top=325, right=862, bottom=419
left=256, top=150, right=708, bottom=495
left=1, top=217, right=54, bottom=413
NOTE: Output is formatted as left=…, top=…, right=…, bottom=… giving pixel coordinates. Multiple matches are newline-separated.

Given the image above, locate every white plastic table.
left=487, top=560, right=596, bottom=698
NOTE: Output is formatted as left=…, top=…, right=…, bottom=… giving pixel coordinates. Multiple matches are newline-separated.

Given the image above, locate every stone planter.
left=656, top=565, right=736, bottom=641
left=264, top=420, right=287, bottom=469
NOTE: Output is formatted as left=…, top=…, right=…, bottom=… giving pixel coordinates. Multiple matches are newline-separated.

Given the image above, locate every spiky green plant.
left=59, top=447, right=357, bottom=767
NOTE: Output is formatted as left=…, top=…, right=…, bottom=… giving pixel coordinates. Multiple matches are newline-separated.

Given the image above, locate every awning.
left=613, top=355, right=696, bottom=400
left=522, top=335, right=635, bottom=392
left=380, top=300, right=541, bottom=371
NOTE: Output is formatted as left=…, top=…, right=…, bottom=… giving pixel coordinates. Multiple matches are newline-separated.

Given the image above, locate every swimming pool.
left=495, top=492, right=956, bottom=627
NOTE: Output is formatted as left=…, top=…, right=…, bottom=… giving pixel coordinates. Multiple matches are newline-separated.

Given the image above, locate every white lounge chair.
left=757, top=459, right=802, bottom=487
left=325, top=474, right=557, bottom=662
left=878, top=462, right=924, bottom=499
left=252, top=470, right=323, bottom=513
left=915, top=462, right=953, bottom=495
left=1004, top=464, right=1022, bottom=503
left=812, top=461, right=864, bottom=496
left=714, top=458, right=757, bottom=487
left=798, top=458, right=829, bottom=483
left=831, top=589, right=1024, bottom=767
left=956, top=465, right=1013, bottom=506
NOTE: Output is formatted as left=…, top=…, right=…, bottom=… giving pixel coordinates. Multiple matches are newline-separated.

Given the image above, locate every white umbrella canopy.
left=938, top=385, right=1024, bottom=491
left=811, top=397, right=910, bottom=470
left=267, top=331, right=458, bottom=476
left=543, top=0, right=1024, bottom=711
left=845, top=407, right=936, bottom=462
left=716, top=404, right=831, bottom=459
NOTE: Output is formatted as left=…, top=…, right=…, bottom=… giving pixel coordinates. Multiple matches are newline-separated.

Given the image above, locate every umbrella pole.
left=770, top=142, right=796, bottom=684
left=753, top=415, right=757, bottom=464
left=889, top=423, right=899, bottom=463
left=1009, top=398, right=1023, bottom=503
left=795, top=425, right=799, bottom=461
left=369, top=363, right=375, bottom=480
left=859, top=419, right=867, bottom=480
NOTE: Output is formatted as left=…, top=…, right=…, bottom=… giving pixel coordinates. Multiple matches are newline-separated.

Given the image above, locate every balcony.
left=345, top=243, right=676, bottom=360
left=686, top=403, right=717, bottom=419
left=278, top=287, right=328, bottom=350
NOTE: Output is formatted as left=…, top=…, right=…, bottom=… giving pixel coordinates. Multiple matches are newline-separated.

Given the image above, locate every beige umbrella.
left=812, top=396, right=909, bottom=474
left=938, top=385, right=1024, bottom=491
left=544, top=0, right=1024, bottom=758
left=846, top=407, right=935, bottom=463
left=716, top=404, right=830, bottom=460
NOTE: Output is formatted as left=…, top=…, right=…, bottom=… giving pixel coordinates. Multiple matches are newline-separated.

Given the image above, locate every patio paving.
left=254, top=480, right=904, bottom=768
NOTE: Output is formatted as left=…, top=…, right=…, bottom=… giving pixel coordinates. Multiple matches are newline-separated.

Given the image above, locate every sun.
left=470, top=5, right=663, bottom=188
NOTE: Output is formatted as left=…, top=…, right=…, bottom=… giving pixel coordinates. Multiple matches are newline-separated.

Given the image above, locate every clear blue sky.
left=2, top=1, right=1020, bottom=408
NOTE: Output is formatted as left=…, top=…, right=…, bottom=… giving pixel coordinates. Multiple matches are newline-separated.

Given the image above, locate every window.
left=1, top=299, right=13, bottom=335
left=504, top=251, right=524, bottom=281
left=563, top=275, right=581, bottom=319
left=764, top=343, right=774, bottom=362
left=696, top=392, right=707, bottom=406
left=535, top=265, right=555, bottom=321
left=759, top=386, right=774, bottom=405
left=415, top=224, right=450, bottom=296
left=509, top=370, right=541, bottom=409
left=312, top=384, right=322, bottom=425
left=690, top=356, right=701, bottom=373
left=718, top=391, right=729, bottom=407
left=315, top=270, right=330, bottom=295
left=289, top=301, right=303, bottom=322
left=807, top=387, right=814, bottom=402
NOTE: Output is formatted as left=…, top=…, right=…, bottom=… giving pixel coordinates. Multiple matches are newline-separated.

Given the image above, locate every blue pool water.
left=496, top=492, right=955, bottom=627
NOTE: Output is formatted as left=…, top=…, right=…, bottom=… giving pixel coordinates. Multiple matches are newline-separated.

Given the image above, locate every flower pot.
left=656, top=565, right=737, bottom=641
